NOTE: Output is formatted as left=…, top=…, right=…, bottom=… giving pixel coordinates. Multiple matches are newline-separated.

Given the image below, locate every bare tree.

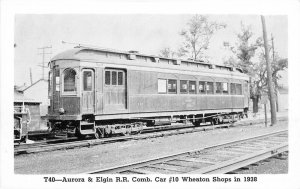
left=179, top=15, right=226, bottom=60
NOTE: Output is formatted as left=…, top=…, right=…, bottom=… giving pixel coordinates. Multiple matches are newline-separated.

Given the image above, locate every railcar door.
left=82, top=69, right=95, bottom=114
left=104, top=69, right=127, bottom=113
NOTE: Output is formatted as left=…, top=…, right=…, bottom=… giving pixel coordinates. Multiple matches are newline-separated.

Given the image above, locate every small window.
left=118, top=72, right=123, bottom=85
left=158, top=79, right=167, bottom=93
left=112, top=71, right=117, bottom=85
left=230, top=83, right=236, bottom=95
left=189, top=81, right=196, bottom=94
left=180, top=80, right=188, bottom=93
left=199, top=81, right=206, bottom=94
left=236, top=84, right=242, bottom=95
left=105, top=71, right=110, bottom=85
left=83, top=71, right=92, bottom=91
left=168, top=79, right=177, bottom=93
left=216, top=82, right=222, bottom=94
left=48, top=71, right=52, bottom=96
left=63, top=68, right=76, bottom=92
left=206, top=82, right=214, bottom=94
left=223, top=83, right=228, bottom=94
left=55, top=76, right=60, bottom=91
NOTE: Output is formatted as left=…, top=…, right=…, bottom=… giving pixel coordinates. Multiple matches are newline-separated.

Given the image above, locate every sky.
left=14, top=14, right=287, bottom=86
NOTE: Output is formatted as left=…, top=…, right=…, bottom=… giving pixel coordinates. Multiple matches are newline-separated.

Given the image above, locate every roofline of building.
left=22, top=78, right=48, bottom=92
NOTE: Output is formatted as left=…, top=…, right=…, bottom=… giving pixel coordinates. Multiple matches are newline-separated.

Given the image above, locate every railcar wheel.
left=94, top=131, right=100, bottom=139
left=213, top=118, right=219, bottom=125
left=192, top=121, right=201, bottom=127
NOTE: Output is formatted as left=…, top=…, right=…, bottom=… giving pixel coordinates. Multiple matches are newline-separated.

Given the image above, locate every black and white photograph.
left=1, top=0, right=299, bottom=189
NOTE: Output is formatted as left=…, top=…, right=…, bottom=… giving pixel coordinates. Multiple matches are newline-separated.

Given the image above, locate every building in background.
left=14, top=87, right=48, bottom=139
left=22, top=79, right=49, bottom=116
left=277, top=69, right=288, bottom=111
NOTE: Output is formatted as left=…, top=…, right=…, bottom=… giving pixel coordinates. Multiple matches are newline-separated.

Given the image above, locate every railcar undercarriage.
left=49, top=109, right=247, bottom=139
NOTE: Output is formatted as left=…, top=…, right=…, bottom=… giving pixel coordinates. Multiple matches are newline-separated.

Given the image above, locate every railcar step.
left=80, top=129, right=95, bottom=135
left=81, top=122, right=95, bottom=126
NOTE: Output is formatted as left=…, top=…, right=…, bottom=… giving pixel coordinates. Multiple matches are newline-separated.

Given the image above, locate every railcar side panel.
left=231, top=96, right=244, bottom=109
left=95, top=68, right=104, bottom=114
left=196, top=96, right=208, bottom=110
left=61, top=97, right=80, bottom=115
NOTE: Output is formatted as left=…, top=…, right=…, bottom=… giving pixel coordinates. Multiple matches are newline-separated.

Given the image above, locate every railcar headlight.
left=59, top=108, right=65, bottom=114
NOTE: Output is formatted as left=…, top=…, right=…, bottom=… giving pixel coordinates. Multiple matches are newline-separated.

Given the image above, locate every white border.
left=1, top=0, right=300, bottom=189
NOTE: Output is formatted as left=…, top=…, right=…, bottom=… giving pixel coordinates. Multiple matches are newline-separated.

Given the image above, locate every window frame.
left=206, top=82, right=214, bottom=94
left=168, top=79, right=177, bottom=94
left=62, top=68, right=77, bottom=95
left=158, top=78, right=167, bottom=94
left=230, top=83, right=236, bottom=95
left=236, top=83, right=243, bottom=95
left=118, top=71, right=124, bottom=85
left=82, top=70, right=93, bottom=91
left=199, top=81, right=206, bottom=94
left=216, top=82, right=222, bottom=94
left=188, top=80, right=196, bottom=94
left=111, top=71, right=117, bottom=85
left=180, top=80, right=188, bottom=94
left=222, top=82, right=229, bottom=95
left=105, top=70, right=111, bottom=85
left=48, top=71, right=53, bottom=97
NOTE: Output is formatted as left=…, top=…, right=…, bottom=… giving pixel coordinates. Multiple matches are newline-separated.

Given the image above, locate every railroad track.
left=86, top=130, right=288, bottom=174
left=14, top=117, right=287, bottom=155
left=14, top=122, right=232, bottom=155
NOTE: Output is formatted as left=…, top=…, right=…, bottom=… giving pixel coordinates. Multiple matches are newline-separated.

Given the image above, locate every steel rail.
left=85, top=129, right=288, bottom=174
left=14, top=117, right=287, bottom=155
left=187, top=144, right=288, bottom=174
left=14, top=122, right=234, bottom=155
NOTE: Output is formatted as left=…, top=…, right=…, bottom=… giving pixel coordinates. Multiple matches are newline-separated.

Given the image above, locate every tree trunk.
left=252, top=97, right=259, bottom=113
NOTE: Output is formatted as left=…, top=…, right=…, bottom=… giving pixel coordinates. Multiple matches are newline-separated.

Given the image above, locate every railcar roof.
left=51, top=46, right=243, bottom=73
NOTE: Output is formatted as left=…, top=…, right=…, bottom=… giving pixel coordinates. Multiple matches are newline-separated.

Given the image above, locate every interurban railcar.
left=47, top=46, right=250, bottom=138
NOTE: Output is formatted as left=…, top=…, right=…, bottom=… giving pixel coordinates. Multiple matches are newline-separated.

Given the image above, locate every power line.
left=37, top=46, right=52, bottom=80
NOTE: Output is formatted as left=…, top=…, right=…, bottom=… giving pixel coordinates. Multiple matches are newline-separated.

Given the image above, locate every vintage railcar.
left=47, top=46, right=249, bottom=138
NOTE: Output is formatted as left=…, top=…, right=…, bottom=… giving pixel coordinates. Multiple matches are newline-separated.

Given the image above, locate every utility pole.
left=271, top=34, right=279, bottom=112
left=271, top=34, right=275, bottom=62
left=261, top=16, right=277, bottom=125
left=37, top=46, right=52, bottom=80
left=30, top=68, right=33, bottom=85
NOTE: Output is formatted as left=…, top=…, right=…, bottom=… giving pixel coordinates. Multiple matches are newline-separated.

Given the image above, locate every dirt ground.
left=14, top=120, right=288, bottom=174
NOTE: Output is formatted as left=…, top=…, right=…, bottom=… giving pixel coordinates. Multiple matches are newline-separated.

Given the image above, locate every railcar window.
left=230, top=83, right=236, bottom=95
left=63, top=68, right=76, bottom=92
left=223, top=83, right=229, bottom=94
left=206, top=82, right=214, bottom=94
left=180, top=80, right=188, bottom=93
left=158, top=79, right=167, bottom=94
left=189, top=81, right=196, bottom=94
left=105, top=71, right=110, bottom=85
left=83, top=71, right=92, bottom=91
left=216, top=82, right=222, bottom=94
left=236, top=84, right=242, bottom=95
left=112, top=71, right=117, bottom=85
left=199, top=81, right=206, bottom=94
left=118, top=72, right=123, bottom=85
left=168, top=79, right=177, bottom=93
left=48, top=71, right=52, bottom=96
left=56, top=76, right=60, bottom=91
